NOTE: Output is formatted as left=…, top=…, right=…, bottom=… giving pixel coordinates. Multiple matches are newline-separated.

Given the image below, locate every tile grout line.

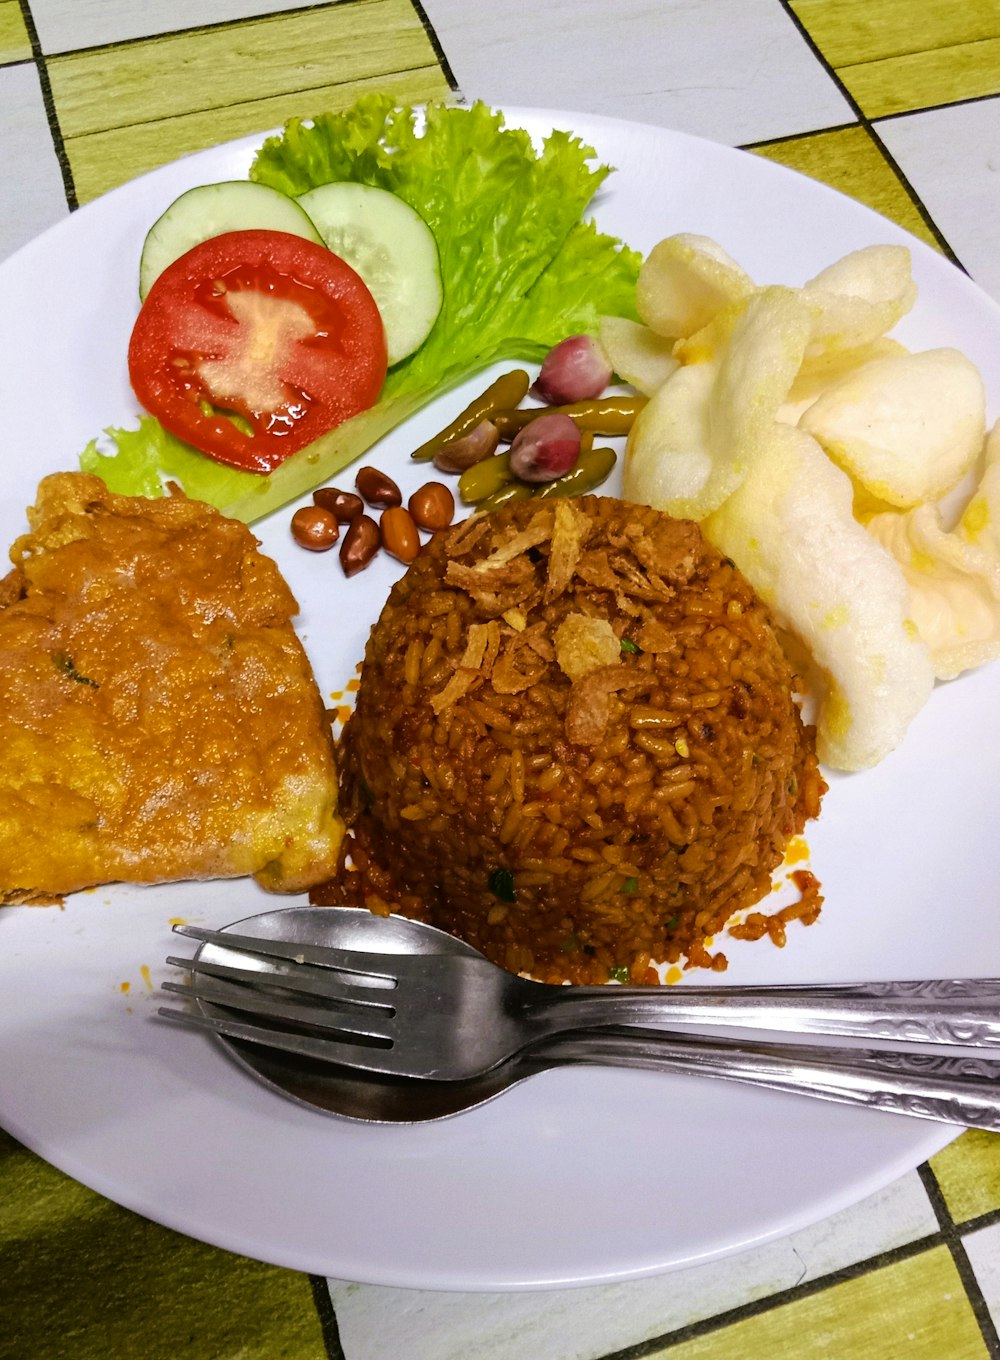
left=595, top=1154, right=1000, bottom=1360
left=917, top=1161, right=1000, bottom=1359
left=60, top=62, right=449, bottom=144
left=11, top=0, right=992, bottom=1352
left=407, top=0, right=460, bottom=93
left=951, top=1203, right=1000, bottom=1238
left=839, top=34, right=1000, bottom=76
left=873, top=88, right=1000, bottom=124
left=775, top=0, right=962, bottom=268
left=309, top=1275, right=349, bottom=1360
left=45, top=2, right=455, bottom=148
left=591, top=1229, right=954, bottom=1359
left=741, top=119, right=859, bottom=149
left=16, top=0, right=76, bottom=208
left=22, top=0, right=397, bottom=63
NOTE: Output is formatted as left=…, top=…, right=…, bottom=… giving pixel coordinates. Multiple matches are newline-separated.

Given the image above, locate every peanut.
left=339, top=514, right=381, bottom=576
left=408, top=481, right=455, bottom=532
left=355, top=466, right=402, bottom=508
left=291, top=505, right=339, bottom=551
left=381, top=506, right=420, bottom=564
left=314, top=487, right=364, bottom=522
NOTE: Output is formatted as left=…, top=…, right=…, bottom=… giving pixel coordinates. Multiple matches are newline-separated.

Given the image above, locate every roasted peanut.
left=339, top=514, right=381, bottom=576
left=291, top=505, right=340, bottom=551
left=432, top=420, right=500, bottom=473
left=411, top=370, right=531, bottom=462
left=380, top=506, right=420, bottom=564
left=314, top=487, right=364, bottom=522
left=355, top=465, right=402, bottom=508
left=408, top=481, right=455, bottom=532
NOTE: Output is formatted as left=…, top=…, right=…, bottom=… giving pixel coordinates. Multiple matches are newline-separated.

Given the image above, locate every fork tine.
left=165, top=954, right=398, bottom=1013
left=161, top=976, right=397, bottom=1044
left=172, top=925, right=423, bottom=982
left=158, top=1005, right=405, bottom=1073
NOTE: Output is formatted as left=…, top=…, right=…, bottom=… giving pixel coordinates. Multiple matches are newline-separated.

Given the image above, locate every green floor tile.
left=47, top=0, right=452, bottom=202
left=65, top=65, right=451, bottom=202
left=0, top=0, right=30, bottom=64
left=790, top=0, right=1000, bottom=67
left=842, top=39, right=1000, bottom=118
left=790, top=0, right=1000, bottom=117
left=931, top=1128, right=1000, bottom=1223
left=0, top=1129, right=328, bottom=1360
left=647, top=1246, right=987, bottom=1359
left=50, top=0, right=438, bottom=135
left=752, top=126, right=940, bottom=247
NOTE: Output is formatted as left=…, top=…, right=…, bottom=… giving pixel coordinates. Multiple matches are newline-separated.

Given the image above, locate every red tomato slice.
left=128, top=230, right=388, bottom=474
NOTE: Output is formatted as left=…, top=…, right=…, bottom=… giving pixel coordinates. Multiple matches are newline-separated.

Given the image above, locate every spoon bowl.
left=197, top=905, right=547, bottom=1122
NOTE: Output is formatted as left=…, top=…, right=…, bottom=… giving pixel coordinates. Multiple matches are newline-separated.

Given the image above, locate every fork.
left=160, top=923, right=1000, bottom=1081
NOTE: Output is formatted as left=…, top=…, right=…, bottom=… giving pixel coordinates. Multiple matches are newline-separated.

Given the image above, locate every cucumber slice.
left=139, top=181, right=324, bottom=300
left=296, top=183, right=442, bottom=366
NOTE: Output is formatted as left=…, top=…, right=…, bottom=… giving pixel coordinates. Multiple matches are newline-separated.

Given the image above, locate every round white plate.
left=1, top=108, right=998, bottom=1292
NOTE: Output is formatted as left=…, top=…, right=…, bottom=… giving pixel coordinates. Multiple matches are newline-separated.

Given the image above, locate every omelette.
left=0, top=473, right=343, bottom=903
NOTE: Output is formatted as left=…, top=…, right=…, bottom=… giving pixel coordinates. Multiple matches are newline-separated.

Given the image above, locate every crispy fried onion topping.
left=430, top=620, right=502, bottom=714
left=434, top=503, right=651, bottom=739
left=565, top=667, right=632, bottom=746
left=555, top=613, right=620, bottom=681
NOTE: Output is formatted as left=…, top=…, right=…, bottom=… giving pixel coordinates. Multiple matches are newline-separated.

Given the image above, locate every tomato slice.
left=128, top=230, right=388, bottom=474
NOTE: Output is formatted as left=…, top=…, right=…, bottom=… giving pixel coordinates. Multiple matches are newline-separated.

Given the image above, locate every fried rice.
left=313, top=495, right=826, bottom=984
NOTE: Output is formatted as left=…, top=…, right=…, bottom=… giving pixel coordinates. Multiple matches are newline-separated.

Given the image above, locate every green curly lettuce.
left=82, top=95, right=641, bottom=524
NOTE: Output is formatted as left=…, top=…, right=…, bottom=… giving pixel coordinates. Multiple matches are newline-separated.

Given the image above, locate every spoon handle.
left=537, top=1026, right=1000, bottom=1131
left=525, top=977, right=1000, bottom=1047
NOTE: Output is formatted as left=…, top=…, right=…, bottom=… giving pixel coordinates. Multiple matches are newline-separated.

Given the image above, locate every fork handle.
left=520, top=976, right=1000, bottom=1047
left=536, top=1027, right=1000, bottom=1131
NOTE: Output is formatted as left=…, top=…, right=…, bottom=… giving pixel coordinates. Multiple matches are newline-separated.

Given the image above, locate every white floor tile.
left=0, top=63, right=68, bottom=261
left=876, top=99, right=1000, bottom=307
left=326, top=1172, right=936, bottom=1360
left=27, top=0, right=328, bottom=54
left=958, top=1218, right=1000, bottom=1330
left=422, top=0, right=852, bottom=146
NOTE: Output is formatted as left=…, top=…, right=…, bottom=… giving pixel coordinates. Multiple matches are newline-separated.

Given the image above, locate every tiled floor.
left=3, top=0, right=1000, bottom=305
left=3, top=2, right=1000, bottom=1358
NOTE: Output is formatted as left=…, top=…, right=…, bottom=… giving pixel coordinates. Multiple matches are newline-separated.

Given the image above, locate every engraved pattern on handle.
left=525, top=974, right=1000, bottom=1048
left=541, top=1029, right=1000, bottom=1132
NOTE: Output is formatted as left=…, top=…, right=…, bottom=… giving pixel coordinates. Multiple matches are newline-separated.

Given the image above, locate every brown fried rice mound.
left=312, top=495, right=826, bottom=984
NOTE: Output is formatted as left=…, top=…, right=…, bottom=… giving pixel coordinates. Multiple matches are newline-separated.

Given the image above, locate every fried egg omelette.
left=0, top=472, right=343, bottom=903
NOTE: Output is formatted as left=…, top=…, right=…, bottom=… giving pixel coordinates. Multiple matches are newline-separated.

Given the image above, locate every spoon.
left=185, top=907, right=1000, bottom=1130
left=195, top=905, right=550, bottom=1122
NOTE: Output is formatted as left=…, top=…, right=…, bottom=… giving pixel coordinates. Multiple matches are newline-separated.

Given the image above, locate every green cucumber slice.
left=139, top=181, right=324, bottom=300
left=296, top=182, right=442, bottom=365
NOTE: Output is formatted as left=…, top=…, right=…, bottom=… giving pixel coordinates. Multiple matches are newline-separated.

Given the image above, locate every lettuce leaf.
left=83, top=96, right=641, bottom=524
left=81, top=415, right=262, bottom=505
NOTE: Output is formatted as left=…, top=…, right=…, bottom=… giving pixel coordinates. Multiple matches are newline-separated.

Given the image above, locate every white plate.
left=1, top=108, right=998, bottom=1293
